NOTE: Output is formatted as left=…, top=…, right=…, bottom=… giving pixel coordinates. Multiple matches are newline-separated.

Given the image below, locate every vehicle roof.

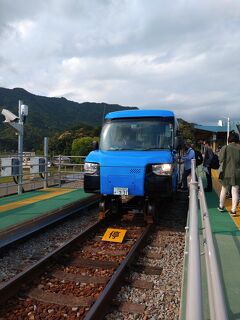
left=105, top=109, right=175, bottom=120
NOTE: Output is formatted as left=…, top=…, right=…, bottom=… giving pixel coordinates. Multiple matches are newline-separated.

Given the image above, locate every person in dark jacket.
left=203, top=141, right=214, bottom=192
left=217, top=132, right=240, bottom=215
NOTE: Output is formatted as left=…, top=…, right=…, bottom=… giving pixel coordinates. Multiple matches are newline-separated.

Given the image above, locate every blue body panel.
left=86, top=150, right=176, bottom=196
left=84, top=109, right=179, bottom=197
left=106, top=109, right=174, bottom=120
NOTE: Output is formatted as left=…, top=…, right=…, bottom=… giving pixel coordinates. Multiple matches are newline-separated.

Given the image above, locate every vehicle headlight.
left=152, top=164, right=173, bottom=176
left=84, top=162, right=99, bottom=174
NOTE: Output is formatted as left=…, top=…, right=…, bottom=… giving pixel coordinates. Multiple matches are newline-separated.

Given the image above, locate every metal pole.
left=44, top=137, right=48, bottom=189
left=191, top=158, right=196, bottom=183
left=227, top=117, right=230, bottom=145
left=58, top=155, right=61, bottom=188
left=18, top=100, right=23, bottom=195
left=186, top=159, right=203, bottom=320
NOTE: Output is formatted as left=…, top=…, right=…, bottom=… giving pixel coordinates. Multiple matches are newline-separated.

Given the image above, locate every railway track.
left=0, top=195, right=100, bottom=251
left=0, top=192, right=188, bottom=319
left=0, top=205, right=99, bottom=286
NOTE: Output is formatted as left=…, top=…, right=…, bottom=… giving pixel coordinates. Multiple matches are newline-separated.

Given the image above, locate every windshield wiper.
left=109, top=147, right=132, bottom=151
left=143, top=147, right=164, bottom=150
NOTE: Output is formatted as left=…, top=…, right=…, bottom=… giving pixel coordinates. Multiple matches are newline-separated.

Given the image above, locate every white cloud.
left=0, top=0, right=240, bottom=124
left=9, top=20, right=35, bottom=40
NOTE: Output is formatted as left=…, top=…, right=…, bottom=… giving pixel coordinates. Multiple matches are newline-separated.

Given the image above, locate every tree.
left=71, top=136, right=98, bottom=156
left=178, top=118, right=195, bottom=144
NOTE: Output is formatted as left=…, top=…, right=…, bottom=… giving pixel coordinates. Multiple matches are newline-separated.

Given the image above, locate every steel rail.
left=0, top=195, right=100, bottom=251
left=185, top=159, right=228, bottom=319
left=84, top=223, right=152, bottom=320
left=198, top=177, right=229, bottom=320
left=186, top=159, right=203, bottom=320
left=0, top=218, right=105, bottom=304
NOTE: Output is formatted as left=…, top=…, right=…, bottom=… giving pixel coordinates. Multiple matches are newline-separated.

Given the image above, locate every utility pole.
left=1, top=100, right=28, bottom=194
left=227, top=117, right=230, bottom=145
left=218, top=117, right=230, bottom=145
left=18, top=100, right=24, bottom=194
left=44, top=137, right=48, bottom=189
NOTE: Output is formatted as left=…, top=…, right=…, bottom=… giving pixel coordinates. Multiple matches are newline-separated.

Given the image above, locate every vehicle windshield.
left=100, top=118, right=174, bottom=151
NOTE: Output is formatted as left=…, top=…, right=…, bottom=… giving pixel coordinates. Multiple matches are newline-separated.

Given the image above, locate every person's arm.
left=189, top=149, right=195, bottom=160
left=219, top=145, right=226, bottom=163
left=182, top=149, right=195, bottom=161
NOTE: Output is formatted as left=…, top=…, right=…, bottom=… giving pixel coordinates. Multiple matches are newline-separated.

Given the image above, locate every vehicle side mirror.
left=93, top=141, right=99, bottom=150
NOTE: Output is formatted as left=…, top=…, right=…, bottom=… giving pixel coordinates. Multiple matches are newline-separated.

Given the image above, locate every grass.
left=0, top=176, right=13, bottom=183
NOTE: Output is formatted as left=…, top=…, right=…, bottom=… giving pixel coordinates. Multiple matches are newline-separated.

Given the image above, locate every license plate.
left=113, top=187, right=128, bottom=196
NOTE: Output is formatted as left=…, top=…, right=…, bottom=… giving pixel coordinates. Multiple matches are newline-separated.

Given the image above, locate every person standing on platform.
left=181, top=143, right=195, bottom=190
left=203, top=141, right=214, bottom=192
left=217, top=132, right=240, bottom=215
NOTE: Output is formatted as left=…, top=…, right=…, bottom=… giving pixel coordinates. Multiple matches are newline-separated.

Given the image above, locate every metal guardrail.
left=0, top=154, right=55, bottom=196
left=198, top=177, right=228, bottom=320
left=186, top=159, right=203, bottom=320
left=55, top=155, right=85, bottom=188
left=0, top=154, right=86, bottom=196
left=185, top=159, right=228, bottom=320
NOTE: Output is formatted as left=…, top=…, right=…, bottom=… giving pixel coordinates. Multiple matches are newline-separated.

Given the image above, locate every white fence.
left=0, top=154, right=86, bottom=197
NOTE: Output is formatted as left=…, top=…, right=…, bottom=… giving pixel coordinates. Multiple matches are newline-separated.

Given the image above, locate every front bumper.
left=84, top=174, right=100, bottom=193
left=145, top=173, right=172, bottom=197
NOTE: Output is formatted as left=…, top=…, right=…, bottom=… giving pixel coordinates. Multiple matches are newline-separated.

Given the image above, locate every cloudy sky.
left=0, top=0, right=240, bottom=125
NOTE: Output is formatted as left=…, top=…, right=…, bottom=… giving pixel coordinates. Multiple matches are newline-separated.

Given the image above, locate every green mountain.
left=0, top=87, right=137, bottom=152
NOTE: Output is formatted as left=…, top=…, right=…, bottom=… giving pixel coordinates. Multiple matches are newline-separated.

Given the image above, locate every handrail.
left=198, top=177, right=228, bottom=320
left=186, top=159, right=203, bottom=320
left=185, top=159, right=228, bottom=320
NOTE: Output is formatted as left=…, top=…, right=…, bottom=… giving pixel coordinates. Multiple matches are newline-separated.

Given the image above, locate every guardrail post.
left=58, top=155, right=61, bottom=188
left=44, top=137, right=48, bottom=189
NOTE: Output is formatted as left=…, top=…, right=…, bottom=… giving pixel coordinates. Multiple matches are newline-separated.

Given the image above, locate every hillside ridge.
left=0, top=87, right=137, bottom=151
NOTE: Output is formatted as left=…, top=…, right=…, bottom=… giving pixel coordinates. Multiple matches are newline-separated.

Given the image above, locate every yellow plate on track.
left=102, top=228, right=127, bottom=243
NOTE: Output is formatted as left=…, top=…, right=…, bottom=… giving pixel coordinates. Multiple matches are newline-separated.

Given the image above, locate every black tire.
left=110, top=196, right=122, bottom=216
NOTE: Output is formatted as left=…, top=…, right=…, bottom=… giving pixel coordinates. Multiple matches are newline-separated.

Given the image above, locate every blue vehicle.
left=84, top=109, right=182, bottom=221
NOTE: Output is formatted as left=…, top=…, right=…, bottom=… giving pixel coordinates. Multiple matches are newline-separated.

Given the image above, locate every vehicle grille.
left=129, top=168, right=141, bottom=174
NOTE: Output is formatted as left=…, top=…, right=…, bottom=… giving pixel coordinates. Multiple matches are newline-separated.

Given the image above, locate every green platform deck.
left=0, top=188, right=93, bottom=231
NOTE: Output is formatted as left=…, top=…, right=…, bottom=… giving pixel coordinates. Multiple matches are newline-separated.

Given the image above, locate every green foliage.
left=178, top=118, right=195, bottom=144
left=72, top=136, right=98, bottom=156
left=48, top=124, right=100, bottom=155
left=49, top=131, right=73, bottom=155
